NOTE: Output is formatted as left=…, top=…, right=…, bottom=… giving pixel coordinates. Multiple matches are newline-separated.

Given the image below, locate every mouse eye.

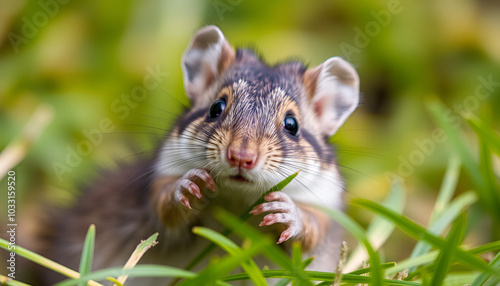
left=284, top=116, right=299, bottom=136
left=208, top=98, right=226, bottom=118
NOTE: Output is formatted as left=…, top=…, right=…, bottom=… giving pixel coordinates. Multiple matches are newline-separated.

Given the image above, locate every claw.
left=259, top=213, right=279, bottom=226
left=188, top=182, right=202, bottom=199
left=249, top=205, right=263, bottom=215
left=277, top=229, right=292, bottom=244
left=203, top=173, right=216, bottom=192
left=175, top=169, right=216, bottom=209
left=180, top=196, right=192, bottom=209
left=250, top=191, right=302, bottom=244
left=264, top=192, right=279, bottom=201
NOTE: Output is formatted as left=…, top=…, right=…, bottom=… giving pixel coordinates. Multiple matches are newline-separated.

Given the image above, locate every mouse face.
left=155, top=26, right=359, bottom=206
left=199, top=54, right=327, bottom=192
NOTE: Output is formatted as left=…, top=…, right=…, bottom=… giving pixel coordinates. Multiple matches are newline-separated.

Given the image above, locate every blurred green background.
left=0, top=0, right=499, bottom=265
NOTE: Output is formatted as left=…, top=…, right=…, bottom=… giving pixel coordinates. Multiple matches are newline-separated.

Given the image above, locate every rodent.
left=36, top=25, right=360, bottom=285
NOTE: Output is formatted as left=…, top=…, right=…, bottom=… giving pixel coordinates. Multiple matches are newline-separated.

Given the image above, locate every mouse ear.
left=304, top=57, right=359, bottom=136
left=181, top=26, right=235, bottom=104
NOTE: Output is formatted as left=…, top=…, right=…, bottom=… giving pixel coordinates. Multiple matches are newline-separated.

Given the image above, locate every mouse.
left=36, top=25, right=360, bottom=285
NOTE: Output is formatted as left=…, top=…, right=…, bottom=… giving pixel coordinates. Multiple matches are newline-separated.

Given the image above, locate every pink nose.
left=226, top=147, right=258, bottom=169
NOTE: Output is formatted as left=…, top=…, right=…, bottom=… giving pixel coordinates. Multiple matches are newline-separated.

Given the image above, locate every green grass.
left=78, top=225, right=95, bottom=286
left=1, top=1, right=498, bottom=284
left=1, top=101, right=500, bottom=285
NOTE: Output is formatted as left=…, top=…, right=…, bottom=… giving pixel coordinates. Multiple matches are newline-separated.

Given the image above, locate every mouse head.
left=158, top=26, right=359, bottom=196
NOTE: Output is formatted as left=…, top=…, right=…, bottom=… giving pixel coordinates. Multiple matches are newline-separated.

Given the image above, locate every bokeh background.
left=1, top=0, right=499, bottom=274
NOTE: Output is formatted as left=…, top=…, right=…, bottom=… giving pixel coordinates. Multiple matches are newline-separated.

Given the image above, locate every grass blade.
left=179, top=237, right=268, bottom=286
left=347, top=262, right=396, bottom=275
left=318, top=206, right=384, bottom=286
left=426, top=98, right=499, bottom=219
left=464, top=112, right=500, bottom=157
left=429, top=155, right=461, bottom=223
left=0, top=238, right=103, bottom=286
left=78, top=225, right=96, bottom=286
left=183, top=171, right=299, bottom=271
left=387, top=250, right=438, bottom=277
left=213, top=208, right=313, bottom=286
left=54, top=265, right=197, bottom=286
left=291, top=242, right=302, bottom=286
left=426, top=98, right=485, bottom=190
left=229, top=258, right=315, bottom=286
left=478, top=141, right=500, bottom=238
left=224, top=269, right=418, bottom=285
left=465, top=111, right=500, bottom=235
left=471, top=250, right=500, bottom=286
left=192, top=227, right=266, bottom=286
left=0, top=104, right=53, bottom=180
left=469, top=241, right=500, bottom=255
left=275, top=248, right=312, bottom=286
left=409, top=191, right=477, bottom=272
left=421, top=191, right=476, bottom=241
left=352, top=199, right=498, bottom=277
left=443, top=272, right=483, bottom=286
left=430, top=213, right=467, bottom=286
left=387, top=241, right=500, bottom=277
left=345, top=180, right=405, bottom=272
left=291, top=242, right=302, bottom=268
left=0, top=275, right=31, bottom=286
left=221, top=266, right=416, bottom=285
left=114, top=232, right=159, bottom=285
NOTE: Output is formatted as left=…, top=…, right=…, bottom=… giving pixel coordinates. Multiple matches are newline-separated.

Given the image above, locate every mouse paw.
left=174, top=169, right=215, bottom=209
left=250, top=192, right=303, bottom=244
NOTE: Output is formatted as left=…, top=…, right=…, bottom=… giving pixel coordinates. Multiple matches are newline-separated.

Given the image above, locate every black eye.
left=208, top=98, right=226, bottom=118
left=284, top=116, right=299, bottom=136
